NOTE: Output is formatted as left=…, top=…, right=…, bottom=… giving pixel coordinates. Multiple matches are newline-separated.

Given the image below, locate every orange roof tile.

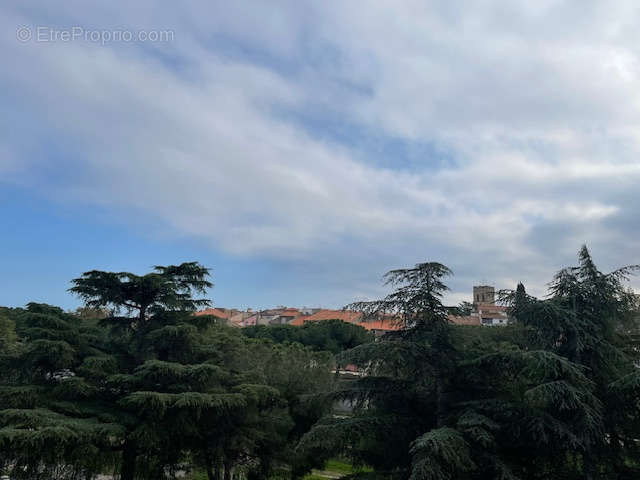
left=358, top=318, right=403, bottom=331
left=448, top=314, right=481, bottom=326
left=299, top=309, right=363, bottom=324
left=288, top=316, right=306, bottom=326
left=195, top=308, right=232, bottom=319
left=289, top=310, right=362, bottom=326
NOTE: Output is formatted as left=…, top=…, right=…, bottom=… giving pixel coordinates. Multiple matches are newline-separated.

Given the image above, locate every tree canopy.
left=300, top=247, right=640, bottom=480
left=242, top=320, right=373, bottom=354
left=0, top=264, right=334, bottom=480
left=2, top=248, right=640, bottom=480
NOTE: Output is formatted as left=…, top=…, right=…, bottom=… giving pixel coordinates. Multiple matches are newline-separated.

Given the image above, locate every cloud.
left=2, top=1, right=640, bottom=305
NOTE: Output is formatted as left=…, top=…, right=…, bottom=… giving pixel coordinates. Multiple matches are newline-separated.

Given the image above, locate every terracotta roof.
left=358, top=318, right=403, bottom=331
left=290, top=310, right=408, bottom=332
left=289, top=315, right=312, bottom=326
left=195, top=308, right=232, bottom=319
left=448, top=314, right=482, bottom=326
left=300, top=309, right=363, bottom=323
left=476, top=305, right=508, bottom=320
left=288, top=310, right=362, bottom=326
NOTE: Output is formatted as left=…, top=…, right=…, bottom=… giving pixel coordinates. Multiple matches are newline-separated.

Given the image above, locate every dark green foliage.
left=3, top=249, right=640, bottom=479
left=69, top=262, right=213, bottom=320
left=300, top=248, right=640, bottom=480
left=188, top=333, right=334, bottom=480
left=501, top=246, right=640, bottom=478
left=0, top=310, right=18, bottom=354
left=349, top=262, right=452, bottom=328
left=300, top=262, right=457, bottom=476
left=445, top=301, right=473, bottom=317
left=242, top=320, right=373, bottom=354
left=0, top=304, right=120, bottom=479
left=1, top=264, right=334, bottom=480
left=409, top=427, right=474, bottom=480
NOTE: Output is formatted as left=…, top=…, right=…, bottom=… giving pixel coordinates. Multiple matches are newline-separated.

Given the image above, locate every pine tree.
left=67, top=262, right=249, bottom=480
left=242, top=320, right=373, bottom=354
left=299, top=262, right=458, bottom=477
left=0, top=310, right=18, bottom=354
left=300, top=253, right=629, bottom=479
left=1, top=263, right=337, bottom=480
left=507, top=246, right=640, bottom=478
left=188, top=327, right=334, bottom=480
left=0, top=303, right=122, bottom=479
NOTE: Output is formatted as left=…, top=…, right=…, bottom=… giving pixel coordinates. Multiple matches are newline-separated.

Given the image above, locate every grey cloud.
left=1, top=1, right=639, bottom=305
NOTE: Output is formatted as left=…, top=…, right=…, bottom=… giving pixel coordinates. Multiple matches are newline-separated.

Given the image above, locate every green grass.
left=324, top=460, right=355, bottom=474
left=187, top=458, right=372, bottom=480
left=327, top=459, right=372, bottom=474
left=301, top=458, right=373, bottom=480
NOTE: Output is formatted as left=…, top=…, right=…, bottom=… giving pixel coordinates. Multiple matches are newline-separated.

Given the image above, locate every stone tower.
left=473, top=285, right=495, bottom=304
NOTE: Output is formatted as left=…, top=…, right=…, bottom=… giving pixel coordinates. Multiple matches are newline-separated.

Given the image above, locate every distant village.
left=196, top=284, right=510, bottom=333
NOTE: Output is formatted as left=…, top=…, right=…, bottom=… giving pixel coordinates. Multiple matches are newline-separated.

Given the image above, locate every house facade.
left=449, top=284, right=510, bottom=326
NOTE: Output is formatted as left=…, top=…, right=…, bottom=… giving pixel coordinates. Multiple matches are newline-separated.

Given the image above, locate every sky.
left=2, top=1, right=640, bottom=311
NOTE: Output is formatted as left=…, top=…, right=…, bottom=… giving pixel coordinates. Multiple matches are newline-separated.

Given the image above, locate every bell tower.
left=473, top=285, right=495, bottom=305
